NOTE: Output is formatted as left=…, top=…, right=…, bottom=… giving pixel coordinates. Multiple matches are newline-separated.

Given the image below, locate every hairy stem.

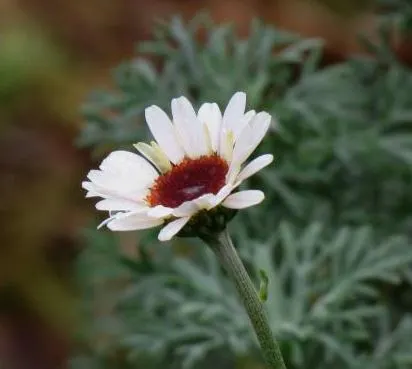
left=205, top=229, right=287, bottom=369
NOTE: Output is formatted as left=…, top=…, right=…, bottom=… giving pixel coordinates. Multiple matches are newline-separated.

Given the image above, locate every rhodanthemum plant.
left=83, top=92, right=272, bottom=241
left=83, top=92, right=287, bottom=369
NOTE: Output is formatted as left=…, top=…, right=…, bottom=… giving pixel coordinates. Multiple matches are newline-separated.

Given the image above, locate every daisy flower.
left=83, top=92, right=274, bottom=241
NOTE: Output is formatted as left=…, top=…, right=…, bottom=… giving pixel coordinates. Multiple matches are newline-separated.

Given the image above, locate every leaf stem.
left=204, top=229, right=287, bottom=369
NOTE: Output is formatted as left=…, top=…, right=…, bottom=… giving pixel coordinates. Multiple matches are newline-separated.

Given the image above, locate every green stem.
left=205, top=229, right=287, bottom=369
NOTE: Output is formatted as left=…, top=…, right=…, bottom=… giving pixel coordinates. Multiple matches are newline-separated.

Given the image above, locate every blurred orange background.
left=0, top=0, right=410, bottom=368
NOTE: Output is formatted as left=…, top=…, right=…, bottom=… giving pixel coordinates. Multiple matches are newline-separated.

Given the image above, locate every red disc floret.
left=147, top=155, right=229, bottom=208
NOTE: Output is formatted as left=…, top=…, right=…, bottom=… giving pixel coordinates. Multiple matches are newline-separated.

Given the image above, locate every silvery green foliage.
left=72, top=222, right=412, bottom=369
left=78, top=16, right=322, bottom=148
left=74, top=16, right=412, bottom=369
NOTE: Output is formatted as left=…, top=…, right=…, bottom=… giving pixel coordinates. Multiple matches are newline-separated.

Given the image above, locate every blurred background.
left=1, top=1, right=412, bottom=368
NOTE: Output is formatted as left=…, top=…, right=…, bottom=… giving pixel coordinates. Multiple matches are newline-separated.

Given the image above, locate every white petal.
left=219, top=129, right=235, bottom=162
left=85, top=151, right=157, bottom=201
left=84, top=179, right=147, bottom=201
left=172, top=184, right=232, bottom=217
left=206, top=184, right=233, bottom=208
left=107, top=211, right=163, bottom=231
left=222, top=92, right=246, bottom=133
left=172, top=201, right=199, bottom=217
left=99, top=151, right=158, bottom=182
left=222, top=190, right=265, bottom=209
left=192, top=194, right=215, bottom=209
left=82, top=181, right=102, bottom=198
left=231, top=112, right=271, bottom=167
left=172, top=97, right=209, bottom=158
left=172, top=195, right=215, bottom=217
left=233, top=109, right=256, bottom=139
left=235, top=154, right=274, bottom=184
left=145, top=105, right=185, bottom=164
left=158, top=217, right=191, bottom=241
left=96, top=198, right=145, bottom=211
left=98, top=215, right=118, bottom=230
left=244, top=109, right=256, bottom=122
left=147, top=205, right=174, bottom=218
left=226, top=162, right=241, bottom=185
left=100, top=151, right=157, bottom=178
left=198, top=103, right=222, bottom=152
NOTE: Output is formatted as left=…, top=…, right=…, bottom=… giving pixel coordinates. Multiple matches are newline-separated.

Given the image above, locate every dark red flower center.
left=147, top=155, right=229, bottom=208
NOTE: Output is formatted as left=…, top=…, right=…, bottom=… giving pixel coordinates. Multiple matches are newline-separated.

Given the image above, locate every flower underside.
left=146, top=155, right=229, bottom=208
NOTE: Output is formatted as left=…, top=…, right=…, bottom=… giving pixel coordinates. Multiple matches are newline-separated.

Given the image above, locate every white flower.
left=83, top=92, right=274, bottom=241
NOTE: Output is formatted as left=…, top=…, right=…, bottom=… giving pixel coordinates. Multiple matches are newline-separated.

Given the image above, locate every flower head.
left=83, top=92, right=274, bottom=241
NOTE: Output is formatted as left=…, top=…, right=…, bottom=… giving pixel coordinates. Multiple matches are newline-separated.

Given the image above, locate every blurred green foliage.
left=74, top=13, right=412, bottom=369
left=379, top=0, right=412, bottom=32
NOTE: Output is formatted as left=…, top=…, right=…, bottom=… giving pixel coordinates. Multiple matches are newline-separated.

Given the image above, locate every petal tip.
left=144, top=105, right=158, bottom=117
left=81, top=180, right=90, bottom=189
left=233, top=91, right=246, bottom=98
left=158, top=233, right=170, bottom=242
